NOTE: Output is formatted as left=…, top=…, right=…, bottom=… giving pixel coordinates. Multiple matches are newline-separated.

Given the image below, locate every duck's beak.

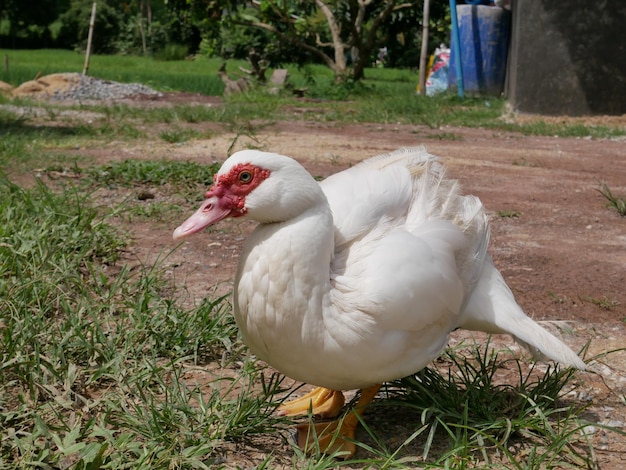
left=173, top=197, right=231, bottom=240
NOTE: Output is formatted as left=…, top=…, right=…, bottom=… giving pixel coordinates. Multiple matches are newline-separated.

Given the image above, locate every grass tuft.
left=498, top=209, right=522, bottom=218
left=381, top=341, right=594, bottom=467
left=85, top=159, right=220, bottom=191
left=597, top=181, right=626, bottom=216
left=582, top=294, right=621, bottom=310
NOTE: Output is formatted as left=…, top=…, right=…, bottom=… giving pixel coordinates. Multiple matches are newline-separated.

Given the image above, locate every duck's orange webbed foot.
left=295, top=415, right=357, bottom=460
left=293, top=384, right=382, bottom=460
left=278, top=387, right=345, bottom=419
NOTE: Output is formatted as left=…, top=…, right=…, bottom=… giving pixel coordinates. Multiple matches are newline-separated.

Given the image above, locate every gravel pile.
left=10, top=72, right=162, bottom=101
left=50, top=74, right=162, bottom=101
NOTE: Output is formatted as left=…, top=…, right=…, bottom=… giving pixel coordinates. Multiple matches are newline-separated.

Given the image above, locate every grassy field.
left=0, top=49, right=624, bottom=469
left=2, top=48, right=625, bottom=139
left=1, top=48, right=228, bottom=95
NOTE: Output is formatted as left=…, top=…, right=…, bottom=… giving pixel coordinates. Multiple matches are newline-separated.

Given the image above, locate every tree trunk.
left=351, top=1, right=401, bottom=81
left=315, top=0, right=349, bottom=82
left=146, top=0, right=152, bottom=25
left=138, top=0, right=147, bottom=55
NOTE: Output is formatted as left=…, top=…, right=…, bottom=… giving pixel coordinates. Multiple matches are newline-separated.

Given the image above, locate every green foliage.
left=215, top=4, right=317, bottom=66
left=0, top=0, right=64, bottom=48
left=57, top=0, right=123, bottom=53
left=194, top=0, right=443, bottom=81
left=154, top=43, right=189, bottom=61
left=2, top=0, right=438, bottom=79
left=219, top=12, right=272, bottom=59
left=0, top=0, right=199, bottom=55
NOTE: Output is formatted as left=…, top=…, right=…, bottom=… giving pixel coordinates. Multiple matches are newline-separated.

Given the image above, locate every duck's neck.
left=233, top=203, right=334, bottom=358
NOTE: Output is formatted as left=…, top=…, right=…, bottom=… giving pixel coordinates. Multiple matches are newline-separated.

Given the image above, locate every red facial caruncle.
left=207, top=163, right=271, bottom=217
left=172, top=162, right=270, bottom=240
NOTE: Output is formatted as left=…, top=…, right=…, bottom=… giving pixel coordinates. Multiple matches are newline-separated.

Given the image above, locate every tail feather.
left=459, top=259, right=586, bottom=370
left=505, top=314, right=585, bottom=370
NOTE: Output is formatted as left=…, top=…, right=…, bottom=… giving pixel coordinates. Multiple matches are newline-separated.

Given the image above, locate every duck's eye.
left=239, top=170, right=253, bottom=184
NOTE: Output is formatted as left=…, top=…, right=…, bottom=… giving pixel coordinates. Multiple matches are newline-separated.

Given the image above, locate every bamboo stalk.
left=83, top=2, right=97, bottom=76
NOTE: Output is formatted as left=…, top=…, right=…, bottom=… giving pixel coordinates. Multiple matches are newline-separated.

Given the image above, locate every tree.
left=231, top=0, right=420, bottom=82
left=0, top=0, right=69, bottom=48
left=57, top=0, right=123, bottom=53
left=56, top=0, right=189, bottom=56
left=174, top=0, right=423, bottom=82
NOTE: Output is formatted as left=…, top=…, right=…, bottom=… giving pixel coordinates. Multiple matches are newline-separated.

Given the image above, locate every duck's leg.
left=278, top=387, right=345, bottom=419
left=295, top=384, right=382, bottom=459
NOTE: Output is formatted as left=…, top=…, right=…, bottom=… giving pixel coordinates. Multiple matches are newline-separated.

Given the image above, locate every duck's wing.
left=320, top=147, right=489, bottom=295
left=321, top=147, right=490, bottom=338
left=319, top=147, right=428, bottom=247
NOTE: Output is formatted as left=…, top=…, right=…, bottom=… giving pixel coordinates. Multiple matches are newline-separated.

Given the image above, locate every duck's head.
left=173, top=150, right=323, bottom=240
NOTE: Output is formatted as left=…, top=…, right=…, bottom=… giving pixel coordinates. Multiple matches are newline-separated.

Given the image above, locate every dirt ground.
left=7, top=88, right=626, bottom=467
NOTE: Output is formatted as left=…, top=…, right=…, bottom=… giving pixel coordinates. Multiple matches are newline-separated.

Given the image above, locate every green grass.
left=80, top=159, right=223, bottom=222
left=0, top=105, right=100, bottom=171
left=2, top=49, right=624, bottom=139
left=86, top=159, right=220, bottom=190
left=0, top=173, right=288, bottom=468
left=582, top=295, right=621, bottom=310
left=387, top=342, right=592, bottom=468
left=0, top=48, right=227, bottom=95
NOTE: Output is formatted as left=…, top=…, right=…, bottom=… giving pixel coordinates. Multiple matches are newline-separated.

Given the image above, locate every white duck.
left=173, top=147, right=585, bottom=458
